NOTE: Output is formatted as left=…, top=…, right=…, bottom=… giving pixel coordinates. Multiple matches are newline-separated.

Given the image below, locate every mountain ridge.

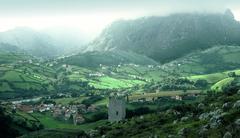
left=87, top=10, right=240, bottom=63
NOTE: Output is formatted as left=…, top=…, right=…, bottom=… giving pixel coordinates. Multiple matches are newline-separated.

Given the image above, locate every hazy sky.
left=0, top=0, right=240, bottom=35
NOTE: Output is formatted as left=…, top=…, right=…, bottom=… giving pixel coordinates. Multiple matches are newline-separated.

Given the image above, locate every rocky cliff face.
left=88, top=10, right=240, bottom=63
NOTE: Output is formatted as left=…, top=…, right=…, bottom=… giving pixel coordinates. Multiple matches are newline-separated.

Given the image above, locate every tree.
left=228, top=72, right=236, bottom=77
left=194, top=79, right=208, bottom=88
left=0, top=107, right=20, bottom=138
left=71, top=92, right=79, bottom=97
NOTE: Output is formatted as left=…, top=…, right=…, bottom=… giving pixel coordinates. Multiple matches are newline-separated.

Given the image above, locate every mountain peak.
left=225, top=9, right=234, bottom=19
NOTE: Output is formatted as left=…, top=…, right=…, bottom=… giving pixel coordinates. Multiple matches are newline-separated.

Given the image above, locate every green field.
left=211, top=77, right=234, bottom=92
left=188, top=69, right=240, bottom=83
left=0, top=52, right=32, bottom=64
left=1, top=46, right=240, bottom=100
left=89, top=76, right=145, bottom=89
left=94, top=98, right=108, bottom=106
left=0, top=82, right=13, bottom=92
left=31, top=112, right=107, bottom=130
left=164, top=45, right=240, bottom=76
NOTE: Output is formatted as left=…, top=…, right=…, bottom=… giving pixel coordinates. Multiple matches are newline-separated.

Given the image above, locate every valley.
left=0, top=8, right=240, bottom=138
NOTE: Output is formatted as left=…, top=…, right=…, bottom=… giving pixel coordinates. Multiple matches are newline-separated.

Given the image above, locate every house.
left=88, top=72, right=104, bottom=77
left=39, top=107, right=47, bottom=112
left=148, top=65, right=154, bottom=68
left=12, top=105, right=16, bottom=110
left=66, top=66, right=72, bottom=73
left=145, top=97, right=154, bottom=102
left=64, top=110, right=72, bottom=120
left=73, top=113, right=85, bottom=125
left=38, top=104, right=53, bottom=112
left=171, top=95, right=183, bottom=101
left=18, top=104, right=33, bottom=113
left=73, top=71, right=79, bottom=74
left=69, top=105, right=78, bottom=114
left=87, top=105, right=97, bottom=112
left=77, top=104, right=87, bottom=113
left=62, top=64, right=68, bottom=68
left=53, top=108, right=63, bottom=118
left=28, top=59, right=33, bottom=64
left=102, top=66, right=107, bottom=70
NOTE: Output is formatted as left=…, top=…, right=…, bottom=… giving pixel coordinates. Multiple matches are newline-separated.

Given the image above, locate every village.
left=7, top=94, right=99, bottom=125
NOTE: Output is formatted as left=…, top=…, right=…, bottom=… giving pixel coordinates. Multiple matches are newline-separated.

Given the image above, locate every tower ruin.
left=108, top=93, right=126, bottom=122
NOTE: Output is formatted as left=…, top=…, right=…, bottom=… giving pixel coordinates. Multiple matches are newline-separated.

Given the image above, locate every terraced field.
left=89, top=76, right=145, bottom=89
left=0, top=63, right=56, bottom=98
left=65, top=65, right=169, bottom=90
left=211, top=77, right=234, bottom=92
left=2, top=45, right=240, bottom=99
left=165, top=45, right=240, bottom=75
left=0, top=52, right=32, bottom=64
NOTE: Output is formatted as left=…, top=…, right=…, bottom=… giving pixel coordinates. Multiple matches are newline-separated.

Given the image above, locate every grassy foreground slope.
left=21, top=81, right=240, bottom=138
left=20, top=129, right=88, bottom=138
left=93, top=88, right=240, bottom=138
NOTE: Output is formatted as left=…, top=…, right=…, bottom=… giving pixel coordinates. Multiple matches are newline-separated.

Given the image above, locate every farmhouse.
left=37, top=103, right=54, bottom=112
left=87, top=105, right=97, bottom=112
left=171, top=95, right=183, bottom=101
left=89, top=72, right=104, bottom=77
left=64, top=110, right=72, bottom=120
left=77, top=104, right=87, bottom=113
left=73, top=113, right=85, bottom=125
left=53, top=108, right=63, bottom=118
left=18, top=104, right=33, bottom=113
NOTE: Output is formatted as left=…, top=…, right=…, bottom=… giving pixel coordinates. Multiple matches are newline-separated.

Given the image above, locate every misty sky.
left=0, top=0, right=240, bottom=35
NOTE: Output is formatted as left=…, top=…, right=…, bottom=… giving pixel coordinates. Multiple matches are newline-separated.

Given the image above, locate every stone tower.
left=108, top=93, right=126, bottom=122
